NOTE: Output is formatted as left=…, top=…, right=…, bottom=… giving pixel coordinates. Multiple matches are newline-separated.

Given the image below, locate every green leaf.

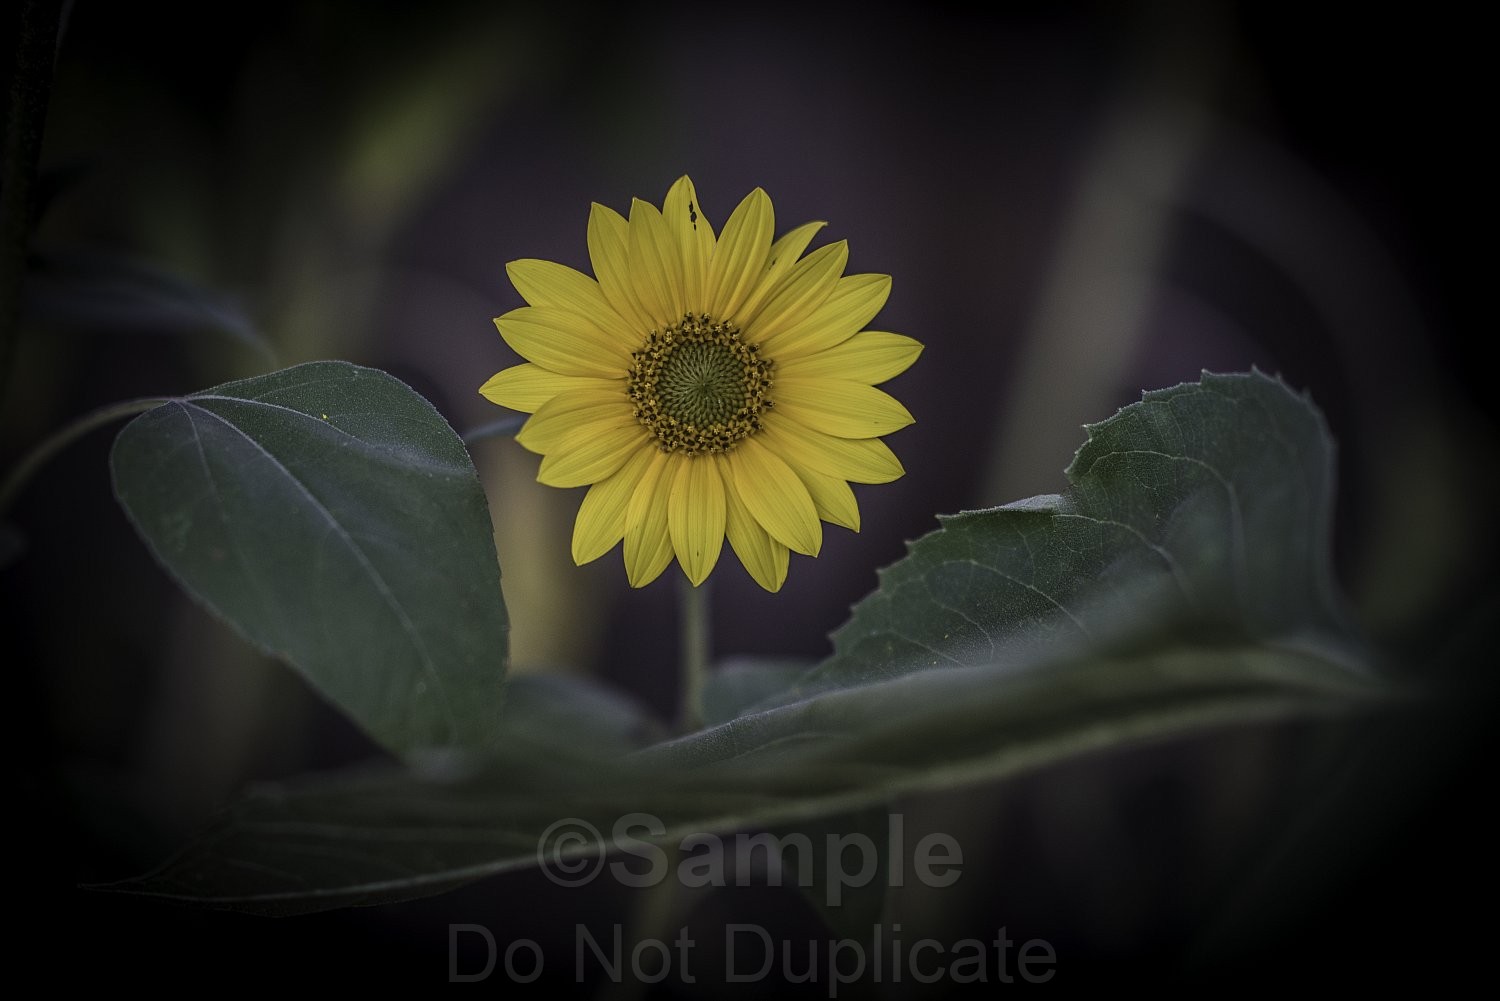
left=794, top=369, right=1357, bottom=697
left=100, top=371, right=1390, bottom=914
left=99, top=648, right=1382, bottom=914
left=109, top=361, right=509, bottom=759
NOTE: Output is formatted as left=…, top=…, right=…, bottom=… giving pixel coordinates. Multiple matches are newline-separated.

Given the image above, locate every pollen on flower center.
left=627, top=313, right=774, bottom=455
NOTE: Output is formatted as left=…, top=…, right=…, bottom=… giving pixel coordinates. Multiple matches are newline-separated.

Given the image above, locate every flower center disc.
left=628, top=314, right=773, bottom=455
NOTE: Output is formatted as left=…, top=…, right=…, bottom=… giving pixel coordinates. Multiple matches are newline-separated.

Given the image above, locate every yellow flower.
left=479, top=177, right=920, bottom=592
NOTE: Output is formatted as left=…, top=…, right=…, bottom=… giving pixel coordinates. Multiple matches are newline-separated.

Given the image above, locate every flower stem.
left=0, top=396, right=168, bottom=516
left=678, top=577, right=710, bottom=732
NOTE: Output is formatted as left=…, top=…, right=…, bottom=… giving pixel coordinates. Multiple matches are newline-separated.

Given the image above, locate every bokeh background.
left=7, top=0, right=1493, bottom=989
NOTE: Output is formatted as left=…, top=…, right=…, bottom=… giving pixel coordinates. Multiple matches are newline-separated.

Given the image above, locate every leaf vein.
left=181, top=401, right=460, bottom=741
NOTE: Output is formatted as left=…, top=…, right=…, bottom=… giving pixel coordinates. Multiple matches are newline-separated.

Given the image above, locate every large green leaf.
left=102, top=371, right=1388, bottom=914
left=791, top=369, right=1356, bottom=698
left=110, top=361, right=509, bottom=759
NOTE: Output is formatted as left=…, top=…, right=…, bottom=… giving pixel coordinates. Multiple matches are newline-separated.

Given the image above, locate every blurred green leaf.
left=24, top=249, right=273, bottom=360
left=101, top=371, right=1389, bottom=913
left=700, top=657, right=812, bottom=726
left=110, top=361, right=508, bottom=759
left=779, top=805, right=894, bottom=941
left=498, top=673, right=667, bottom=755
left=459, top=414, right=524, bottom=445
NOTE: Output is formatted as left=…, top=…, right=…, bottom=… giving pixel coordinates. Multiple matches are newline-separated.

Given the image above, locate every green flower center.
left=627, top=314, right=774, bottom=455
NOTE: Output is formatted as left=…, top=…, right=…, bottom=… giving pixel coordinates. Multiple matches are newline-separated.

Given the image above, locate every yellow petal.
left=505, top=259, right=638, bottom=347
left=494, top=306, right=632, bottom=377
left=758, top=273, right=890, bottom=359
left=773, top=378, right=914, bottom=438
left=624, top=451, right=676, bottom=587
left=707, top=188, right=774, bottom=321
left=662, top=176, right=715, bottom=309
left=735, top=220, right=826, bottom=321
left=572, top=446, right=655, bottom=565
left=478, top=364, right=619, bottom=414
left=777, top=331, right=923, bottom=386
left=760, top=413, right=906, bottom=483
left=588, top=202, right=653, bottom=334
left=728, top=436, right=821, bottom=556
left=761, top=428, right=862, bottom=530
left=515, top=389, right=634, bottom=454
left=627, top=197, right=686, bottom=327
left=537, top=424, right=648, bottom=488
left=743, top=240, right=848, bottom=344
left=722, top=457, right=789, bottom=592
left=798, top=465, right=861, bottom=531
left=768, top=221, right=827, bottom=272
left=667, top=457, right=726, bottom=586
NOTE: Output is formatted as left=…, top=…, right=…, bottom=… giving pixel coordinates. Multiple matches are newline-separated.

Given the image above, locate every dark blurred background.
left=5, top=0, right=1493, bottom=990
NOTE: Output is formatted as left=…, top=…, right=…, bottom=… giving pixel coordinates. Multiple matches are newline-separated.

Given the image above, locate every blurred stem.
left=596, top=848, right=688, bottom=1001
left=979, top=6, right=1218, bottom=503
left=0, top=397, right=166, bottom=516
left=459, top=415, right=523, bottom=446
left=678, top=577, right=709, bottom=733
left=0, top=0, right=64, bottom=404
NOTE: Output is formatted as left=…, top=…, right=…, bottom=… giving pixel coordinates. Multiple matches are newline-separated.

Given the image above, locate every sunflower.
left=479, top=176, right=919, bottom=592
